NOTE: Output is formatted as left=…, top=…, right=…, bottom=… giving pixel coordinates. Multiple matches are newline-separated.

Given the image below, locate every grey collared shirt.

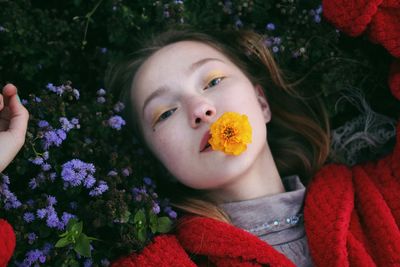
left=218, top=175, right=313, bottom=267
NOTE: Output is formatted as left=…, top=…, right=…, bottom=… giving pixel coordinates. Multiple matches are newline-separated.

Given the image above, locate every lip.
left=199, top=131, right=211, bottom=152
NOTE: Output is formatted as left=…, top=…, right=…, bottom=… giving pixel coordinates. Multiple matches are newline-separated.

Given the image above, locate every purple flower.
left=1, top=174, right=10, bottom=184
left=121, top=168, right=130, bottom=177
left=316, top=5, right=322, bottom=14
left=56, top=129, right=66, bottom=140
left=113, top=101, right=125, bottom=112
left=235, top=18, right=243, bottom=28
left=1, top=175, right=22, bottom=210
left=143, top=177, right=153, bottom=186
left=314, top=15, right=321, bottom=23
left=84, top=259, right=93, bottom=267
left=26, top=199, right=35, bottom=207
left=83, top=175, right=96, bottom=188
left=47, top=195, right=57, bottom=206
left=164, top=206, right=178, bottom=219
left=61, top=159, right=96, bottom=188
left=45, top=207, right=60, bottom=228
left=42, top=243, right=53, bottom=254
left=43, top=151, right=49, bottom=160
left=29, top=156, right=44, bottom=165
left=0, top=26, right=6, bottom=32
left=36, top=208, right=47, bottom=219
left=107, top=115, right=126, bottom=130
left=41, top=163, right=51, bottom=171
left=27, top=232, right=37, bottom=244
left=89, top=180, right=109, bottom=196
left=273, top=37, right=281, bottom=45
left=168, top=210, right=177, bottom=219
left=266, top=23, right=275, bottom=31
left=152, top=203, right=160, bottom=214
left=97, top=96, right=106, bottom=103
left=100, top=47, right=108, bottom=54
left=59, top=117, right=75, bottom=132
left=71, top=118, right=79, bottom=125
left=97, top=88, right=106, bottom=96
left=38, top=120, right=49, bottom=128
left=42, top=130, right=63, bottom=149
left=28, top=178, right=38, bottom=190
left=46, top=83, right=57, bottom=92
left=72, top=89, right=80, bottom=100
left=61, top=212, right=76, bottom=226
left=107, top=170, right=118, bottom=176
left=24, top=249, right=46, bottom=265
left=23, top=212, right=35, bottom=223
left=272, top=46, right=279, bottom=53
left=34, top=97, right=42, bottom=103
left=49, top=172, right=57, bottom=181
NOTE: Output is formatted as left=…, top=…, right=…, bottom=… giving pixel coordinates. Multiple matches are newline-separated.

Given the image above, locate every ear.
left=254, top=84, right=271, bottom=124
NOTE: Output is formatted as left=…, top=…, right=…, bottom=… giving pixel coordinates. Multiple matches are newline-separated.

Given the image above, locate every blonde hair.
left=105, top=27, right=330, bottom=224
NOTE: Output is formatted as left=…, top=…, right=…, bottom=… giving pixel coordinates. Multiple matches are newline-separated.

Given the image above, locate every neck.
left=206, top=144, right=285, bottom=204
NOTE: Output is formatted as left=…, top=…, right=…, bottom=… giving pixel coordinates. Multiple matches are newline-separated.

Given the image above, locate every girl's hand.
left=0, top=84, right=29, bottom=173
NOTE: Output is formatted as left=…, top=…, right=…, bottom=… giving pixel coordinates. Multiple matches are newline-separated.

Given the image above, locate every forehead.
left=134, top=40, right=230, bottom=83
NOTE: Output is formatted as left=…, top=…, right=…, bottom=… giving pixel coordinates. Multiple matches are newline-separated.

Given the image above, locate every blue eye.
left=157, top=108, right=177, bottom=123
left=205, top=77, right=225, bottom=90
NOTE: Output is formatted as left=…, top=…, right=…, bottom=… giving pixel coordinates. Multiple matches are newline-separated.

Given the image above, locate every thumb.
left=2, top=84, right=29, bottom=139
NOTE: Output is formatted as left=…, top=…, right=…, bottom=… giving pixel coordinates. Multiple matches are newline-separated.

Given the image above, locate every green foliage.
left=55, top=219, right=98, bottom=257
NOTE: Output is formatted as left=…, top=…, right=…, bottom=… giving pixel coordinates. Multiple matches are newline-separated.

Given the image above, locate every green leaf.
left=157, top=217, right=172, bottom=233
left=134, top=209, right=146, bottom=226
left=55, top=237, right=71, bottom=248
left=74, top=233, right=91, bottom=257
left=149, top=213, right=158, bottom=234
left=70, top=221, right=83, bottom=237
left=66, top=218, right=78, bottom=232
left=137, top=227, right=147, bottom=242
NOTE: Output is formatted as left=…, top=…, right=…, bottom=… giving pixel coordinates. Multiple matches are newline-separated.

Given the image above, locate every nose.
left=188, top=97, right=216, bottom=128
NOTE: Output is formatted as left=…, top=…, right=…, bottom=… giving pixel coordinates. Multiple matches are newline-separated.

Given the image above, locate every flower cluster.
left=2, top=82, right=176, bottom=265
left=209, top=112, right=252, bottom=156
left=0, top=174, right=21, bottom=210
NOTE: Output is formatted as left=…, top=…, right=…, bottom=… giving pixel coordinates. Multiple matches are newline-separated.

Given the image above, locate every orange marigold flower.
left=209, top=112, right=252, bottom=156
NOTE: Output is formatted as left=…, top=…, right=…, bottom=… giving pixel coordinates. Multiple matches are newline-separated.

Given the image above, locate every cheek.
left=151, top=128, right=188, bottom=170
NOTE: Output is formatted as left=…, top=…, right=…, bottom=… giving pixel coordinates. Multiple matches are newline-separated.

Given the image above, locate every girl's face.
left=132, top=41, right=271, bottom=191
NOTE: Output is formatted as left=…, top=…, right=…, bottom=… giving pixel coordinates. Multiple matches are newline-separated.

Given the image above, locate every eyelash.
left=155, top=108, right=177, bottom=124
left=204, top=76, right=225, bottom=90
left=153, top=77, right=225, bottom=126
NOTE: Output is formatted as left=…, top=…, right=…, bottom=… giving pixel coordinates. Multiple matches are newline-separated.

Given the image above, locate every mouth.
left=200, top=131, right=212, bottom=152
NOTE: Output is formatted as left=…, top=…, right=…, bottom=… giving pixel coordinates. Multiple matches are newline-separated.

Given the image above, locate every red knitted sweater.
left=1, top=0, right=400, bottom=266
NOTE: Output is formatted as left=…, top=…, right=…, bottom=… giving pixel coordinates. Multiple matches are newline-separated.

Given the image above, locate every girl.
left=105, top=28, right=400, bottom=267
left=1, top=22, right=400, bottom=267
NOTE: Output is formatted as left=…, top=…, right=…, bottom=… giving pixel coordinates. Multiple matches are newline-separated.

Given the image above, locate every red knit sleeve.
left=0, top=219, right=16, bottom=267
left=111, top=235, right=196, bottom=267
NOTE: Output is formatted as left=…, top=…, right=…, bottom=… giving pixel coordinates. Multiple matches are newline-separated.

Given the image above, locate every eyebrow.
left=187, top=57, right=225, bottom=75
left=142, top=57, right=225, bottom=114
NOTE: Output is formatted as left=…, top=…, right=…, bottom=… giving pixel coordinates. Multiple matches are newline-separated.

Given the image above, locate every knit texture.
left=111, top=235, right=196, bottom=267
left=0, top=219, right=16, bottom=267
left=322, top=0, right=400, bottom=58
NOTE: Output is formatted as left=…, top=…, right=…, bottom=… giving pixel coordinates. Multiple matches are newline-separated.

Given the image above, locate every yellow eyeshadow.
left=204, top=70, right=224, bottom=83
left=151, top=107, right=166, bottom=125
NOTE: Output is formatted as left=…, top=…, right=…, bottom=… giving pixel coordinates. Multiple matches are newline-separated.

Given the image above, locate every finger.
left=2, top=83, right=18, bottom=106
left=2, top=84, right=29, bottom=141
